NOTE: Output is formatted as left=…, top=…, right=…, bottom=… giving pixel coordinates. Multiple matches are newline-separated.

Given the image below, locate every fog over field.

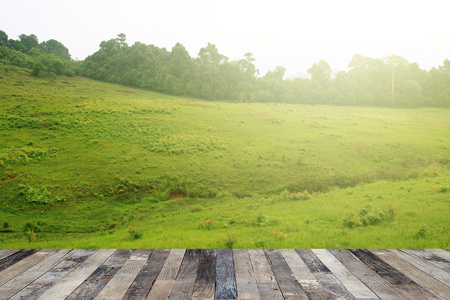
left=2, top=0, right=450, bottom=77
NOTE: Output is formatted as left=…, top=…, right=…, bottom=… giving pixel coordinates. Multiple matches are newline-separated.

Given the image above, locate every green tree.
left=168, top=43, right=193, bottom=79
left=40, top=39, right=71, bottom=61
left=195, top=43, right=228, bottom=99
left=0, top=30, right=8, bottom=46
left=19, top=34, right=39, bottom=52
left=308, top=60, right=331, bottom=87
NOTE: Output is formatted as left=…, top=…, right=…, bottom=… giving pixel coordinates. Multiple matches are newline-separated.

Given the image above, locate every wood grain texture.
left=1, top=248, right=448, bottom=300
left=144, top=249, right=185, bottom=299
left=426, top=249, right=450, bottom=262
left=125, top=248, right=170, bottom=300
left=215, top=249, right=237, bottom=300
left=389, top=249, right=450, bottom=287
left=9, top=249, right=96, bottom=300
left=0, top=249, right=38, bottom=272
left=169, top=249, right=201, bottom=300
left=402, top=249, right=450, bottom=272
left=350, top=249, right=438, bottom=300
left=233, top=249, right=261, bottom=300
left=280, top=249, right=331, bottom=300
left=146, top=279, right=176, bottom=300
left=264, top=249, right=307, bottom=300
left=313, top=249, right=378, bottom=299
left=296, top=249, right=356, bottom=300
left=94, top=249, right=151, bottom=300
left=372, top=249, right=450, bottom=299
left=0, top=249, right=73, bottom=300
left=248, top=249, right=283, bottom=300
left=66, top=249, right=133, bottom=300
left=158, top=249, right=186, bottom=280
left=329, top=249, right=406, bottom=300
left=0, top=249, right=20, bottom=260
left=0, top=249, right=57, bottom=286
left=192, top=249, right=217, bottom=300
left=37, top=249, right=116, bottom=300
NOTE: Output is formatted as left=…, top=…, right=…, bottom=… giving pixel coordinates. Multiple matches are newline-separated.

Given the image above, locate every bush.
left=342, top=204, right=398, bottom=228
left=19, top=185, right=52, bottom=204
left=198, top=219, right=214, bottom=230
left=127, top=226, right=143, bottom=240
left=223, top=232, right=237, bottom=248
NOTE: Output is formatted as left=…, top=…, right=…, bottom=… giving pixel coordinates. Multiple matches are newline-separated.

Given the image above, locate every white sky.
left=2, top=0, right=449, bottom=77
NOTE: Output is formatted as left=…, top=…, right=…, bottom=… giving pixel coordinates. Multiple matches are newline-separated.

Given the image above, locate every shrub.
left=19, top=185, right=52, bottom=204
left=342, top=204, right=398, bottom=228
left=190, top=204, right=204, bottom=213
left=127, top=226, right=143, bottom=240
left=255, top=240, right=267, bottom=248
left=198, top=219, right=214, bottom=230
left=223, top=232, right=237, bottom=248
left=415, top=225, right=428, bottom=238
left=23, top=222, right=41, bottom=233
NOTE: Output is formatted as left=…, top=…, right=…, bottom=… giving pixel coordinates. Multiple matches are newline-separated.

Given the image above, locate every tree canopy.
left=1, top=30, right=449, bottom=107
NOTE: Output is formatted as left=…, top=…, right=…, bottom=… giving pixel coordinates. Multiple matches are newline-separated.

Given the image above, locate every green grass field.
left=1, top=65, right=449, bottom=248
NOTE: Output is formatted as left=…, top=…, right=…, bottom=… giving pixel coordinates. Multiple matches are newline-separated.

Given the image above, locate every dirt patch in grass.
left=2, top=173, right=19, bottom=182
left=169, top=193, right=185, bottom=200
left=116, top=90, right=136, bottom=94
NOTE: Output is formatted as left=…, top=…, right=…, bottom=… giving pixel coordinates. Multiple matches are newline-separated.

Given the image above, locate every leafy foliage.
left=342, top=204, right=398, bottom=228
left=77, top=33, right=449, bottom=107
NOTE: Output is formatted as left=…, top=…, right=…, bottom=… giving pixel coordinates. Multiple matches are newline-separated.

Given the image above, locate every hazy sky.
left=2, top=0, right=449, bottom=77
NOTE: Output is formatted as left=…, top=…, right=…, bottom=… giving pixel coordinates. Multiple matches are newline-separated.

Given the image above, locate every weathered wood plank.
left=0, top=249, right=20, bottom=260
left=402, top=249, right=450, bottom=272
left=0, top=249, right=38, bottom=272
left=389, top=249, right=450, bottom=287
left=280, top=249, right=332, bottom=300
left=147, top=280, right=175, bottom=299
left=168, top=249, right=201, bottom=300
left=66, top=249, right=133, bottom=300
left=329, top=249, right=406, bottom=300
left=192, top=249, right=217, bottom=300
left=233, top=249, right=260, bottom=300
left=427, top=249, right=450, bottom=262
left=157, top=249, right=186, bottom=280
left=9, top=249, right=96, bottom=300
left=372, top=249, right=450, bottom=300
left=248, top=249, right=283, bottom=300
left=0, top=249, right=73, bottom=300
left=215, top=249, right=237, bottom=300
left=145, top=249, right=185, bottom=299
left=94, top=249, right=151, bottom=300
left=313, top=249, right=378, bottom=299
left=37, top=249, right=116, bottom=300
left=0, top=249, right=57, bottom=286
left=350, top=249, right=438, bottom=300
left=170, top=280, right=197, bottom=300
left=176, top=249, right=201, bottom=281
left=265, top=249, right=308, bottom=300
left=296, top=249, right=356, bottom=300
left=124, top=249, right=170, bottom=300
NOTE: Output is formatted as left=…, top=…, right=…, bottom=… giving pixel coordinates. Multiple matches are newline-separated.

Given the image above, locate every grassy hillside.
left=0, top=65, right=449, bottom=248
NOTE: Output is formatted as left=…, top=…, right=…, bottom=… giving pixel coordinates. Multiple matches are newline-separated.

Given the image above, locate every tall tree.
left=308, top=60, right=331, bottom=87
left=0, top=30, right=8, bottom=46
left=19, top=34, right=39, bottom=52
left=40, top=39, right=71, bottom=61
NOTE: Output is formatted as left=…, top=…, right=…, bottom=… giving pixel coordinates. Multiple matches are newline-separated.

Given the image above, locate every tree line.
left=0, top=30, right=74, bottom=77
left=1, top=30, right=449, bottom=107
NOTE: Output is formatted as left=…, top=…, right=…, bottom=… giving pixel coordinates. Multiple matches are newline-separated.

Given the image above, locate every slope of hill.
left=0, top=65, right=448, bottom=248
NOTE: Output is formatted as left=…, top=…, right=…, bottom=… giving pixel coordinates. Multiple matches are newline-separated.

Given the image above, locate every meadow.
left=0, top=65, right=449, bottom=248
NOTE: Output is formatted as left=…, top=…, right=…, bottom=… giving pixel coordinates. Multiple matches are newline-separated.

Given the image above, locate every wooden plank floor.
left=0, top=249, right=448, bottom=299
